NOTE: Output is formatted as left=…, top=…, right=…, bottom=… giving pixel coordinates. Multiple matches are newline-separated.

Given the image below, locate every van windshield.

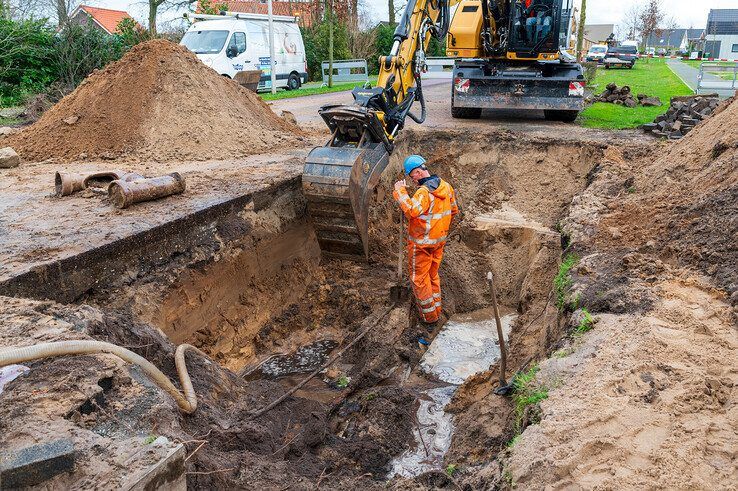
left=590, top=46, right=606, bottom=53
left=181, top=30, right=229, bottom=54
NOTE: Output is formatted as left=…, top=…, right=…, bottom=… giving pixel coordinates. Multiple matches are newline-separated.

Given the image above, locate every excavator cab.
left=509, top=0, right=558, bottom=55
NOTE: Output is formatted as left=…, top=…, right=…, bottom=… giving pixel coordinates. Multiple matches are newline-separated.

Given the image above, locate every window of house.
left=732, top=44, right=738, bottom=53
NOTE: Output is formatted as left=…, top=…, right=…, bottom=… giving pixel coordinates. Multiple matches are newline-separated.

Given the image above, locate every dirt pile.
left=6, top=40, right=300, bottom=163
left=598, top=95, right=737, bottom=307
left=484, top=99, right=738, bottom=491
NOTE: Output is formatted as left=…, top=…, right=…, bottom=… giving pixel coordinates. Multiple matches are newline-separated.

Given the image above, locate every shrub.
left=302, top=18, right=351, bottom=82
left=53, top=24, right=127, bottom=94
left=0, top=18, right=56, bottom=106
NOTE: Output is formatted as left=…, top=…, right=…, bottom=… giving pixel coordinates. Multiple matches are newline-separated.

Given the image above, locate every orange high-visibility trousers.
left=408, top=241, right=445, bottom=323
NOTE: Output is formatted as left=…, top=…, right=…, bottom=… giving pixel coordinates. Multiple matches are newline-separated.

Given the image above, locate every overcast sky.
left=99, top=0, right=737, bottom=33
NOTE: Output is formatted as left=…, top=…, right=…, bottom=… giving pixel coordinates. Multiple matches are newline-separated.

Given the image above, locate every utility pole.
left=328, top=0, right=334, bottom=87
left=268, top=0, right=277, bottom=94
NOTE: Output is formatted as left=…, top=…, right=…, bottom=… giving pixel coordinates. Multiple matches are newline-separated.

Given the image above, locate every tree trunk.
left=56, top=0, right=70, bottom=27
left=388, top=0, right=395, bottom=24
left=148, top=0, right=158, bottom=35
left=351, top=0, right=358, bottom=28
left=328, top=0, right=333, bottom=87
left=575, top=0, right=586, bottom=62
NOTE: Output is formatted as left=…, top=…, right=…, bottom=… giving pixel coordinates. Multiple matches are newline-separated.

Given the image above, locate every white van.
left=585, top=44, right=608, bottom=63
left=181, top=12, right=307, bottom=91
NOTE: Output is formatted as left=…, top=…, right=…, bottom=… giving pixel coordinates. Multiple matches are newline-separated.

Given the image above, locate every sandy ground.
left=0, top=150, right=314, bottom=284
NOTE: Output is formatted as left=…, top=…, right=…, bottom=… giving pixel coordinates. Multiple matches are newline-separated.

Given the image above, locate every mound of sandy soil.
left=6, top=40, right=300, bottom=163
left=501, top=97, right=738, bottom=489
left=597, top=95, right=738, bottom=304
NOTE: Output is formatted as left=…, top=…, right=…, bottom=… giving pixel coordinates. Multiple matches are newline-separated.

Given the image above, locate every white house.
left=704, top=9, right=738, bottom=59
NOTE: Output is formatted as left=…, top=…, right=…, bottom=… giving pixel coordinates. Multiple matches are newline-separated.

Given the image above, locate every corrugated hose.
left=0, top=341, right=205, bottom=414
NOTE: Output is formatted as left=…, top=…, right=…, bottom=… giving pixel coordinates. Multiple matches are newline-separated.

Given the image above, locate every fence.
left=697, top=61, right=738, bottom=93
left=321, top=59, right=369, bottom=86
left=422, top=57, right=455, bottom=79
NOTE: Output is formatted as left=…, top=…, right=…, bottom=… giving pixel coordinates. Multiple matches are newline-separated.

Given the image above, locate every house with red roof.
left=68, top=5, right=141, bottom=35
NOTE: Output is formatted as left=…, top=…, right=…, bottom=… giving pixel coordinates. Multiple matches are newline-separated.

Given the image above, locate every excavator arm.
left=302, top=0, right=454, bottom=259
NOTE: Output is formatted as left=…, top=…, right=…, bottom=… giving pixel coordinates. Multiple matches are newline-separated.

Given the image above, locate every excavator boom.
left=302, top=0, right=451, bottom=259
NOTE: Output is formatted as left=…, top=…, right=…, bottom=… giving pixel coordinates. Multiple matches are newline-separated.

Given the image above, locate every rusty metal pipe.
left=108, top=173, right=186, bottom=209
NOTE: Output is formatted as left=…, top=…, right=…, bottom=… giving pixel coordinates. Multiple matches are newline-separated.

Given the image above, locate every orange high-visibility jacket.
left=394, top=177, right=459, bottom=245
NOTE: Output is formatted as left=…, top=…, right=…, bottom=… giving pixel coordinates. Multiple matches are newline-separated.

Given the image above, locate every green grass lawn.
left=259, top=76, right=378, bottom=101
left=0, top=116, right=20, bottom=126
left=578, top=58, right=692, bottom=129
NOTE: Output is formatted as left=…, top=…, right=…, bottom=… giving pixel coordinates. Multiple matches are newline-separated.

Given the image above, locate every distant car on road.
left=603, top=45, right=638, bottom=69
left=586, top=44, right=608, bottom=63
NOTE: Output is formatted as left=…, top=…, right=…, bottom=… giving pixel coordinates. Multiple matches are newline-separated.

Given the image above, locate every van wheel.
left=287, top=73, right=301, bottom=90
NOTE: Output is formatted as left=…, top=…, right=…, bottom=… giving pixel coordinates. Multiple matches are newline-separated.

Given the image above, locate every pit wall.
left=106, top=180, right=323, bottom=372
left=374, top=129, right=606, bottom=319
left=0, top=178, right=309, bottom=306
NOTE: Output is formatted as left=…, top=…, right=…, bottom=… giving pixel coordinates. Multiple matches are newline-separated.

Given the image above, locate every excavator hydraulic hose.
left=0, top=341, right=205, bottom=414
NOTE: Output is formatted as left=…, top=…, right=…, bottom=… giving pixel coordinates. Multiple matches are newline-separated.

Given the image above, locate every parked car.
left=181, top=12, right=308, bottom=91
left=603, top=45, right=638, bottom=69
left=586, top=44, right=608, bottom=63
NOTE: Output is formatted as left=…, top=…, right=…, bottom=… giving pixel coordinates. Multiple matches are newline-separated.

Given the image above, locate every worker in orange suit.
left=393, top=155, right=459, bottom=325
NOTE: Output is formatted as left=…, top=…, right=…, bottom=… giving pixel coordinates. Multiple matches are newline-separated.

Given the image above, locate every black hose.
left=407, top=75, right=426, bottom=124
left=435, top=0, right=450, bottom=40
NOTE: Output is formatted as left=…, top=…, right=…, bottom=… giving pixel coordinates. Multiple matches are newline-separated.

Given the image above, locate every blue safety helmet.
left=403, top=155, right=426, bottom=175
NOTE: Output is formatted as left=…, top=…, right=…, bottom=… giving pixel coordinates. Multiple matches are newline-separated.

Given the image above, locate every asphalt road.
left=269, top=78, right=647, bottom=141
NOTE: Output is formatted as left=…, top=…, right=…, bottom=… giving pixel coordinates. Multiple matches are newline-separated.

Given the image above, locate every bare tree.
left=639, top=0, right=663, bottom=53
left=7, top=0, right=79, bottom=23
left=148, top=0, right=197, bottom=35
left=621, top=2, right=644, bottom=42
left=661, top=15, right=678, bottom=52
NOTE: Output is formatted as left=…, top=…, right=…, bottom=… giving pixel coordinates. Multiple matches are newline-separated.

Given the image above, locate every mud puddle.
left=390, top=309, right=517, bottom=478
left=257, top=339, right=339, bottom=378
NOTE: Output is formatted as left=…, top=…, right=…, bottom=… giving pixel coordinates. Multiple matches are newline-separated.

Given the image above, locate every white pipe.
left=0, top=341, right=206, bottom=414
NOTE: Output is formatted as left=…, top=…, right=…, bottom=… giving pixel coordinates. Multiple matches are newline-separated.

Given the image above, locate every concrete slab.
left=0, top=150, right=312, bottom=301
left=0, top=439, right=75, bottom=488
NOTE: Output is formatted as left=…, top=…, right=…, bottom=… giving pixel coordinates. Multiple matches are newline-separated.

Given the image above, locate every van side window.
left=234, top=32, right=247, bottom=55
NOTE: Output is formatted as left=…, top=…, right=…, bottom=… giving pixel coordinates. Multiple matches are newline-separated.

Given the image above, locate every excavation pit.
left=0, top=129, right=634, bottom=488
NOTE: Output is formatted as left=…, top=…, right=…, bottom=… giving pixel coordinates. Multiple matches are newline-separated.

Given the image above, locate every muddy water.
left=390, top=310, right=517, bottom=478
left=259, top=339, right=339, bottom=378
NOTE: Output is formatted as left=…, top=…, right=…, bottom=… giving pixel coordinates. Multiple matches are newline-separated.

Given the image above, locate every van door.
left=224, top=31, right=249, bottom=78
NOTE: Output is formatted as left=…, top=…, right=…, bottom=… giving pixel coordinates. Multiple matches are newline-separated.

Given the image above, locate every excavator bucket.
left=302, top=105, right=392, bottom=260
left=302, top=144, right=390, bottom=259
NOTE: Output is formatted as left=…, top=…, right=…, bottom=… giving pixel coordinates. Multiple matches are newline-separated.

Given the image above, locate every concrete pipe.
left=55, top=170, right=124, bottom=197
left=0, top=341, right=205, bottom=414
left=55, top=172, right=88, bottom=197
left=108, top=173, right=186, bottom=209
left=81, top=170, right=128, bottom=190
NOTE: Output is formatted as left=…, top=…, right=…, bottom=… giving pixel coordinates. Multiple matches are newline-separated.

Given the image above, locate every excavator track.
left=302, top=105, right=392, bottom=260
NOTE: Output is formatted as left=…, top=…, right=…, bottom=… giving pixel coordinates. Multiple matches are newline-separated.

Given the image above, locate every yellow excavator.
left=302, top=0, right=584, bottom=259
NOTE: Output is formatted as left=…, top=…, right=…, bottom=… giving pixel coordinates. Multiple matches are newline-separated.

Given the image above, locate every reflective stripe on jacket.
left=393, top=178, right=459, bottom=246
